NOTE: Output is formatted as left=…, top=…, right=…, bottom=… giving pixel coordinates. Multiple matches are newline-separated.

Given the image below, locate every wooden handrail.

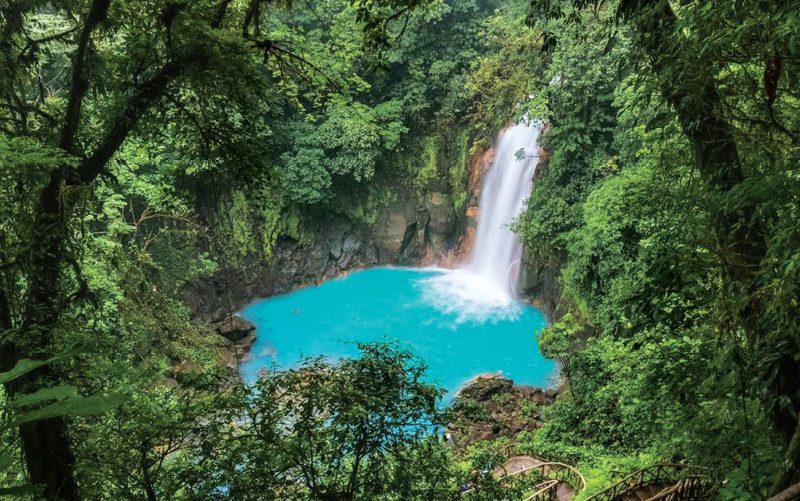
left=586, top=463, right=715, bottom=501
left=646, top=475, right=715, bottom=500
left=461, top=443, right=586, bottom=497
left=523, top=479, right=559, bottom=501
left=497, top=443, right=585, bottom=489
left=461, top=459, right=585, bottom=496
left=502, top=461, right=586, bottom=490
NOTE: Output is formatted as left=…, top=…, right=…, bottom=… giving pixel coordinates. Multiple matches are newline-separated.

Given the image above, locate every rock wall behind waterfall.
left=517, top=146, right=564, bottom=322
left=181, top=123, right=567, bottom=324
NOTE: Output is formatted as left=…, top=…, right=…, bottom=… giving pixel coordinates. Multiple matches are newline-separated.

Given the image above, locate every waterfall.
left=466, top=121, right=541, bottom=294
left=422, top=119, right=542, bottom=322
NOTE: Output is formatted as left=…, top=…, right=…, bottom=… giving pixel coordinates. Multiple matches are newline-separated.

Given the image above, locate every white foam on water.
left=420, top=268, right=521, bottom=324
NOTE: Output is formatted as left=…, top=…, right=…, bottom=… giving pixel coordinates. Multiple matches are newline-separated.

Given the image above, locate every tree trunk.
left=622, top=0, right=800, bottom=444
left=774, top=416, right=800, bottom=492
left=0, top=1, right=232, bottom=498
left=768, top=481, right=800, bottom=501
left=623, top=0, right=763, bottom=259
left=0, top=170, right=80, bottom=500
left=140, top=442, right=158, bottom=501
left=18, top=418, right=79, bottom=501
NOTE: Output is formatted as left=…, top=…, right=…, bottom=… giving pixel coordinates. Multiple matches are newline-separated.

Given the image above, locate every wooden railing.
left=523, top=479, right=559, bottom=501
left=650, top=475, right=717, bottom=500
left=502, top=461, right=586, bottom=492
left=499, top=443, right=586, bottom=491
left=586, top=463, right=715, bottom=501
left=487, top=443, right=585, bottom=498
left=461, top=442, right=585, bottom=498
left=499, top=442, right=517, bottom=460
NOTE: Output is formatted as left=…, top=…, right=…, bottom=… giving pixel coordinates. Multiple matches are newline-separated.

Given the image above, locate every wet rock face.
left=181, top=221, right=378, bottom=318
left=519, top=257, right=562, bottom=322
left=425, top=191, right=455, bottom=247
left=272, top=219, right=386, bottom=291
left=181, top=263, right=276, bottom=321
left=371, top=192, right=456, bottom=265
left=448, top=375, right=557, bottom=450
left=184, top=186, right=463, bottom=319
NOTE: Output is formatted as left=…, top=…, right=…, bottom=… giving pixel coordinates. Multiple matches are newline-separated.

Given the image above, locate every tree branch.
left=59, top=0, right=111, bottom=153
left=78, top=58, right=187, bottom=185
left=18, top=26, right=79, bottom=61
left=212, top=0, right=235, bottom=28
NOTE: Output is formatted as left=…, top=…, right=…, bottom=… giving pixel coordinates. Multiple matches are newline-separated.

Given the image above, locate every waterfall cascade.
left=466, top=121, right=542, bottom=294
left=422, top=119, right=542, bottom=322
left=241, top=120, right=555, bottom=391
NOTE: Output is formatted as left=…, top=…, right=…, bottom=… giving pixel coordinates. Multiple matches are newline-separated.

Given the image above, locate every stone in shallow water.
left=457, top=374, right=514, bottom=402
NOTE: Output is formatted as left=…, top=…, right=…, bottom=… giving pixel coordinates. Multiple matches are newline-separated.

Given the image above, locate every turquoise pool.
left=239, top=267, right=557, bottom=398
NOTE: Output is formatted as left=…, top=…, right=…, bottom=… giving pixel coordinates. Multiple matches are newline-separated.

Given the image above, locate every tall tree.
left=0, top=0, right=430, bottom=498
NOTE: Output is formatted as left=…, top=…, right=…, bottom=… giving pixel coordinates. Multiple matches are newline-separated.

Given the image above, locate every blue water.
left=239, top=267, right=557, bottom=399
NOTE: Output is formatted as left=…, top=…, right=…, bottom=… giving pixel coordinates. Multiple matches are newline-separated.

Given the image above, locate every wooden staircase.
left=461, top=443, right=585, bottom=500
left=461, top=444, right=716, bottom=501
left=585, top=463, right=716, bottom=501
left=501, top=459, right=586, bottom=500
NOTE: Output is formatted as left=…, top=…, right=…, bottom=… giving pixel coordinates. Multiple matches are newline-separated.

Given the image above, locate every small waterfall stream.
left=423, top=119, right=542, bottom=321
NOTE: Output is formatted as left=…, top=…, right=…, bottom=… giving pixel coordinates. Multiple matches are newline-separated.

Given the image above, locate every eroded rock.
left=215, top=315, right=256, bottom=342
left=448, top=375, right=558, bottom=450
left=457, top=374, right=514, bottom=401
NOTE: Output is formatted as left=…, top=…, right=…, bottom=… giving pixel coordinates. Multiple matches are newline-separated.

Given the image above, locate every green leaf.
left=11, top=385, right=79, bottom=408
left=0, top=343, right=91, bottom=384
left=0, top=485, right=41, bottom=496
left=13, top=394, right=125, bottom=425
left=0, top=359, right=49, bottom=385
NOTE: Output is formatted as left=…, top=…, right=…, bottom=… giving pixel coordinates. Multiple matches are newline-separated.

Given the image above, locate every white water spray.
left=422, top=119, right=542, bottom=322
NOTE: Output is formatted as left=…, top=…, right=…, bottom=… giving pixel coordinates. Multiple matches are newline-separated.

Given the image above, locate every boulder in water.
left=457, top=374, right=514, bottom=402
left=449, top=375, right=557, bottom=450
left=216, top=315, right=256, bottom=342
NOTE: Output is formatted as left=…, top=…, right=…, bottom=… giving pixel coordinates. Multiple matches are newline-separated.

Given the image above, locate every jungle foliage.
left=1, top=0, right=799, bottom=499
left=515, top=0, right=800, bottom=497
left=0, top=0, right=525, bottom=498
